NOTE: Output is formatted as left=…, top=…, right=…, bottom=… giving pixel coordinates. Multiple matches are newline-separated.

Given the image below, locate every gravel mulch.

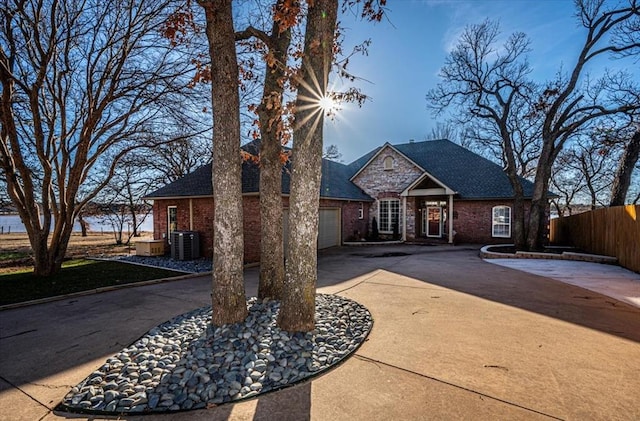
left=58, top=293, right=373, bottom=415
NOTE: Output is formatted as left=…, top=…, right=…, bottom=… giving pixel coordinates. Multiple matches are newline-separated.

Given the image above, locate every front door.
left=425, top=206, right=442, bottom=237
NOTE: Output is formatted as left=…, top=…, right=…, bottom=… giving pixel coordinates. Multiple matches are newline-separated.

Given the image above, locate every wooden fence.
left=549, top=205, right=640, bottom=273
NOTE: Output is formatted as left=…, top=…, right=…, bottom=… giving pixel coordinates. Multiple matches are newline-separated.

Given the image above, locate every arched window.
left=383, top=156, right=394, bottom=171
left=492, top=206, right=511, bottom=238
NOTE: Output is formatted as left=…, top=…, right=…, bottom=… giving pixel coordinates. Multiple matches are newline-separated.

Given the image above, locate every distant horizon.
left=0, top=214, right=154, bottom=234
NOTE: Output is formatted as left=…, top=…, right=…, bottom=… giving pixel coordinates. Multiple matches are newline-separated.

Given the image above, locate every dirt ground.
left=0, top=232, right=153, bottom=274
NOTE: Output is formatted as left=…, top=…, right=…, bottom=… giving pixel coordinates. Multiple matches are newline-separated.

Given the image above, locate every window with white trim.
left=378, top=198, right=401, bottom=234
left=492, top=206, right=511, bottom=238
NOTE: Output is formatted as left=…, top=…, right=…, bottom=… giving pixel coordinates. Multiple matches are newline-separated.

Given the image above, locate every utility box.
left=170, top=231, right=200, bottom=260
left=136, top=240, right=165, bottom=256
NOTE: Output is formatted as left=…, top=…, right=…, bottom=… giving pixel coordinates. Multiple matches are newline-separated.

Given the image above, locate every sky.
left=322, top=0, right=611, bottom=163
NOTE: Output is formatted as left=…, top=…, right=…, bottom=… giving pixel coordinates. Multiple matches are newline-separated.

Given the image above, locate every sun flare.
left=318, top=95, right=336, bottom=113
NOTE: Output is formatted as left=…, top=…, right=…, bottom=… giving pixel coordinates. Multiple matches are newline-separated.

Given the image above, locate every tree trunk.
left=201, top=0, right=247, bottom=326
left=1, top=0, right=200, bottom=278
left=258, top=137, right=286, bottom=300
left=526, top=142, right=555, bottom=251
left=500, top=128, right=527, bottom=250
left=610, top=130, right=640, bottom=206
left=78, top=214, right=88, bottom=237
left=511, top=193, right=526, bottom=250
left=127, top=184, right=139, bottom=238
left=257, top=1, right=293, bottom=300
left=277, top=0, right=338, bottom=333
left=32, top=219, right=73, bottom=277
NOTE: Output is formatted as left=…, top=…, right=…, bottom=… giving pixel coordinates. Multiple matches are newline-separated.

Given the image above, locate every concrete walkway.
left=1, top=245, right=639, bottom=420
left=485, top=258, right=640, bottom=308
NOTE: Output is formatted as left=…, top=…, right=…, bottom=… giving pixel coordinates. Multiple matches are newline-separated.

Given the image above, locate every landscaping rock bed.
left=116, top=255, right=213, bottom=273
left=58, top=294, right=373, bottom=415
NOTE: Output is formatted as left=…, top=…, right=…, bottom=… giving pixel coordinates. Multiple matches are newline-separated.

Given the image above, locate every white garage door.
left=317, top=208, right=341, bottom=249
left=283, top=208, right=341, bottom=252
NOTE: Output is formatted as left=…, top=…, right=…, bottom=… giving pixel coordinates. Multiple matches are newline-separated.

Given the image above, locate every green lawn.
left=0, top=251, right=30, bottom=262
left=0, top=259, right=184, bottom=306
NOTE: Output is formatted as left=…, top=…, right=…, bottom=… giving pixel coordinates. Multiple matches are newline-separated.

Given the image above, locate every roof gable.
left=349, top=142, right=425, bottom=181
left=145, top=138, right=537, bottom=202
left=393, top=139, right=535, bottom=199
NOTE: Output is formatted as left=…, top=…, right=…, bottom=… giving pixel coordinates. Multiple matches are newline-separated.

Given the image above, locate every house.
left=144, top=140, right=372, bottom=263
left=144, top=139, right=538, bottom=262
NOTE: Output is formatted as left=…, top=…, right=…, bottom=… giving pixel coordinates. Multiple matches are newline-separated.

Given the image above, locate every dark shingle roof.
left=391, top=139, right=535, bottom=199
left=145, top=141, right=371, bottom=201
left=146, top=138, right=536, bottom=201
left=346, top=147, right=381, bottom=177
left=320, top=159, right=372, bottom=200
left=144, top=164, right=213, bottom=199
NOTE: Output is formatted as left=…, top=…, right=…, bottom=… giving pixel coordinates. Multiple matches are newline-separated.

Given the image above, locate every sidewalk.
left=1, top=246, right=639, bottom=420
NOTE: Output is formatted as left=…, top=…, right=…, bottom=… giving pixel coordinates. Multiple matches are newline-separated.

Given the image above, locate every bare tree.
left=551, top=118, right=638, bottom=212
left=323, top=144, right=343, bottom=162
left=0, top=179, right=11, bottom=212
left=524, top=0, right=640, bottom=249
left=427, top=19, right=536, bottom=249
left=563, top=134, right=613, bottom=209
left=139, top=136, right=213, bottom=187
left=551, top=153, right=585, bottom=217
left=428, top=1, right=640, bottom=250
left=631, top=161, right=640, bottom=204
left=0, top=0, right=197, bottom=276
left=610, top=128, right=640, bottom=206
left=94, top=153, right=156, bottom=243
left=425, top=122, right=458, bottom=147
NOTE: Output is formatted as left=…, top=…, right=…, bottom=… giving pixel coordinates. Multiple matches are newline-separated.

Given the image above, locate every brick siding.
left=152, top=196, right=368, bottom=263
left=452, top=200, right=533, bottom=244
left=347, top=145, right=544, bottom=245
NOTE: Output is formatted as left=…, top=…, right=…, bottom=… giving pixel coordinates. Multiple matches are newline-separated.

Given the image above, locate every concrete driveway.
left=1, top=245, right=639, bottom=420
left=485, top=258, right=640, bottom=309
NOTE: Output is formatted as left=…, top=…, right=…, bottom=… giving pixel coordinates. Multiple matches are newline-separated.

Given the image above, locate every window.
left=378, top=198, right=401, bottom=233
left=383, top=156, right=394, bottom=170
left=168, top=206, right=177, bottom=243
left=492, top=206, right=511, bottom=238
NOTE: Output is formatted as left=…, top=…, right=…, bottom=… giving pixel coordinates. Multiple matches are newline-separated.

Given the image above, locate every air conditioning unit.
left=170, top=231, right=200, bottom=260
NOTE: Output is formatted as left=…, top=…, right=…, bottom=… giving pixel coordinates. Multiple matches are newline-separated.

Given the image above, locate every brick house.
left=145, top=141, right=372, bottom=263
left=145, top=139, right=538, bottom=262
left=348, top=139, right=537, bottom=244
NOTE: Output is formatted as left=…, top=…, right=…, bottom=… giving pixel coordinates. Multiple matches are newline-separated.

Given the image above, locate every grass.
left=0, top=259, right=184, bottom=306
left=0, top=251, right=30, bottom=262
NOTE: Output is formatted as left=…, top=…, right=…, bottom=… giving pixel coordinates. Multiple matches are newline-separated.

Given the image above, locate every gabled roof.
left=348, top=142, right=425, bottom=180
left=145, top=140, right=372, bottom=201
left=391, top=139, right=535, bottom=199
left=347, top=139, right=536, bottom=199
left=146, top=138, right=538, bottom=202
left=144, top=164, right=213, bottom=199
left=346, top=146, right=380, bottom=178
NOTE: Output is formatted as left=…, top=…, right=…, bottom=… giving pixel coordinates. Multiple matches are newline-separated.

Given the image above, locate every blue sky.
left=324, top=0, right=598, bottom=163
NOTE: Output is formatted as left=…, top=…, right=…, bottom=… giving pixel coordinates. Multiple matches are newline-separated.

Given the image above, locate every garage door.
left=283, top=208, right=341, bottom=252
left=317, top=208, right=341, bottom=249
